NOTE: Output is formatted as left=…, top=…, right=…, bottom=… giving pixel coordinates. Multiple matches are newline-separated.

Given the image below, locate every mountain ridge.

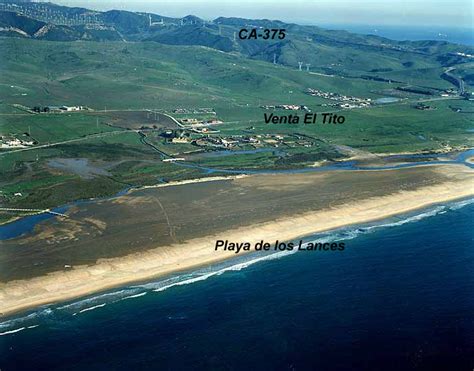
left=0, top=1, right=472, bottom=75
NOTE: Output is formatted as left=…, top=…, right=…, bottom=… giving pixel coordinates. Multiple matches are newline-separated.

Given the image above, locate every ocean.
left=0, top=199, right=473, bottom=370
left=320, top=24, right=473, bottom=46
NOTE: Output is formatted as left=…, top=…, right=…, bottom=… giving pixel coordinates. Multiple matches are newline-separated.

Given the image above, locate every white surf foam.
left=150, top=198, right=474, bottom=294
left=0, top=308, right=51, bottom=330
left=0, top=327, right=26, bottom=336
left=72, top=303, right=107, bottom=316
left=448, top=198, right=474, bottom=210
left=122, top=292, right=147, bottom=300
left=152, top=248, right=299, bottom=293
left=360, top=206, right=446, bottom=232
left=57, top=289, right=131, bottom=311
left=1, top=197, right=471, bottom=334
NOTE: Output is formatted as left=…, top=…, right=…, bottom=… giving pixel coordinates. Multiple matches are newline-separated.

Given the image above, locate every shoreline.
left=1, top=171, right=473, bottom=318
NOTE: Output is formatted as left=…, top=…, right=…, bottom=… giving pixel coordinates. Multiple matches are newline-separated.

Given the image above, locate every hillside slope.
left=0, top=1, right=472, bottom=77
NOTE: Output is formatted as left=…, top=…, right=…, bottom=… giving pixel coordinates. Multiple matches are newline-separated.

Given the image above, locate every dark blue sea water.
left=1, top=199, right=473, bottom=370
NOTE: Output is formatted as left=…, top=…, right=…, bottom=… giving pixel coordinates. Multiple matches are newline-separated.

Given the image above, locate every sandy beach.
left=1, top=164, right=473, bottom=317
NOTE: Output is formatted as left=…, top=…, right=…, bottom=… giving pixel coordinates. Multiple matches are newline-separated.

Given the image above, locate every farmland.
left=0, top=36, right=472, bottom=223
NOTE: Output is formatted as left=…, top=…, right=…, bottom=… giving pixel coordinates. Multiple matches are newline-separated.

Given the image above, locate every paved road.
left=443, top=67, right=465, bottom=95
left=0, top=109, right=183, bottom=157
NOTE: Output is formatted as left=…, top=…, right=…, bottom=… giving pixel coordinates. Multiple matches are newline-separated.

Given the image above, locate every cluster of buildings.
left=194, top=135, right=261, bottom=149
left=194, top=136, right=239, bottom=148
left=160, top=124, right=321, bottom=155
left=173, top=108, right=216, bottom=115
left=180, top=118, right=223, bottom=126
left=31, top=105, right=89, bottom=113
left=306, top=88, right=371, bottom=109
left=260, top=104, right=310, bottom=111
left=178, top=117, right=224, bottom=135
left=194, top=134, right=292, bottom=149
left=255, top=133, right=315, bottom=148
left=162, top=129, right=262, bottom=149
left=440, top=88, right=459, bottom=97
left=182, top=132, right=316, bottom=150
left=0, top=136, right=35, bottom=149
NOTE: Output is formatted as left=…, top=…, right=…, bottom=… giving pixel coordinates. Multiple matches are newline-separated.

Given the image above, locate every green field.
left=0, top=37, right=472, bottom=223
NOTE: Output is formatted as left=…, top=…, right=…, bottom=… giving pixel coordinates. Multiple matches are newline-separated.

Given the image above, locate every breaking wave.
left=73, top=303, right=107, bottom=316
left=0, top=197, right=472, bottom=335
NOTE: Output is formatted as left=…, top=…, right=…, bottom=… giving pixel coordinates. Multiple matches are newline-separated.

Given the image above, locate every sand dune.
left=0, top=164, right=473, bottom=317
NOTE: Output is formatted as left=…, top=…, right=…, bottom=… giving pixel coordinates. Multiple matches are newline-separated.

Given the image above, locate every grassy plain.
left=0, top=38, right=472, bottom=222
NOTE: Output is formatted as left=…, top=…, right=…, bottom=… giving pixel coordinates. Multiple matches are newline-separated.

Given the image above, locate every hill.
left=0, top=2, right=472, bottom=222
left=0, top=1, right=473, bottom=77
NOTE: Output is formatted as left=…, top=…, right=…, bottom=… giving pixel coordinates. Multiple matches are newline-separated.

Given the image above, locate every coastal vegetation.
left=0, top=14, right=473, bottom=224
